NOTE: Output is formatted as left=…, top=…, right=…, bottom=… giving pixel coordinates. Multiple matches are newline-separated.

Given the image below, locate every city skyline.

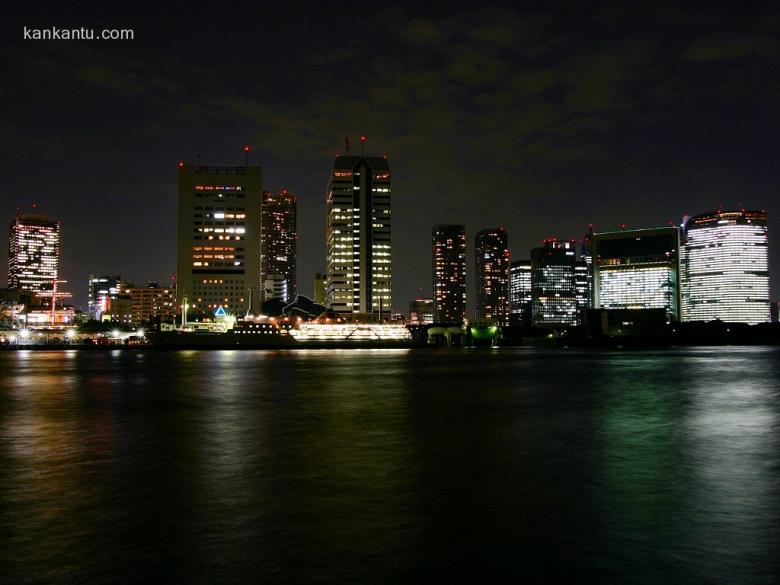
left=3, top=2, right=779, bottom=310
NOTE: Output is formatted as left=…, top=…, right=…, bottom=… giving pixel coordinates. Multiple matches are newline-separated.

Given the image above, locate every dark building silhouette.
left=475, top=227, right=509, bottom=325
left=432, top=224, right=466, bottom=323
left=261, top=189, right=297, bottom=303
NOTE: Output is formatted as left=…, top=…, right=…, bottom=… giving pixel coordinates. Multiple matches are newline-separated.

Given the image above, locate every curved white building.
left=681, top=209, right=769, bottom=324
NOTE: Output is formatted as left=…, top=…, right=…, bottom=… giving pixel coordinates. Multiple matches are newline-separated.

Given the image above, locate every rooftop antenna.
left=345, top=136, right=350, bottom=154
left=360, top=135, right=366, bottom=155
left=196, top=153, right=201, bottom=167
left=244, top=145, right=251, bottom=167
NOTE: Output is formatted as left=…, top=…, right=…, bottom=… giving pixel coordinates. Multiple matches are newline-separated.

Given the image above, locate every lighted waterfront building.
left=261, top=189, right=296, bottom=302
left=432, top=224, right=466, bottom=323
left=591, top=227, right=681, bottom=320
left=681, top=209, right=769, bottom=324
left=326, top=155, right=392, bottom=319
left=408, top=297, right=435, bottom=325
left=575, top=262, right=590, bottom=313
left=7, top=214, right=60, bottom=293
left=88, top=274, right=122, bottom=320
left=176, top=162, right=262, bottom=318
left=531, top=238, right=579, bottom=327
left=124, top=282, right=176, bottom=326
left=475, top=228, right=510, bottom=324
left=508, top=260, right=532, bottom=326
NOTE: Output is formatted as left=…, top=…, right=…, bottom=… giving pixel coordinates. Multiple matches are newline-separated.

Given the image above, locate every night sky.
left=3, top=1, right=779, bottom=311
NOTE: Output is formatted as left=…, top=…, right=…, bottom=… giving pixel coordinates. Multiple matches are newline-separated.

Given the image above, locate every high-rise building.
left=681, top=209, right=769, bottom=324
left=432, top=224, right=466, bottom=323
left=408, top=297, right=435, bottom=325
left=8, top=214, right=60, bottom=293
left=475, top=227, right=510, bottom=324
left=326, top=155, right=392, bottom=319
left=88, top=274, right=122, bottom=320
left=261, top=189, right=297, bottom=303
left=124, top=282, right=176, bottom=326
left=313, top=272, right=327, bottom=306
left=575, top=261, right=590, bottom=313
left=531, top=238, right=579, bottom=327
left=591, top=227, right=681, bottom=320
left=508, top=260, right=532, bottom=326
left=580, top=226, right=594, bottom=308
left=176, top=162, right=262, bottom=318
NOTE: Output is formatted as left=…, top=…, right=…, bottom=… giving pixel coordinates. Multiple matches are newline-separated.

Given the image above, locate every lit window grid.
left=8, top=218, right=60, bottom=292
left=681, top=222, right=769, bottom=324
left=596, top=265, right=677, bottom=314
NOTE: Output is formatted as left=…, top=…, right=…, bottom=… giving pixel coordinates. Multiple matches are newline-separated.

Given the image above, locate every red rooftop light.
left=178, top=161, right=184, bottom=167
left=244, top=145, right=251, bottom=153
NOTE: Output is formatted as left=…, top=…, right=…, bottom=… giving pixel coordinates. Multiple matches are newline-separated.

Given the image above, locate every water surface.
left=1, top=347, right=779, bottom=583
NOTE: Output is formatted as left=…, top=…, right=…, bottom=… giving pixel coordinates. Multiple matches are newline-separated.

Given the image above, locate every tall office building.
left=681, top=209, right=769, bottom=324
left=432, top=224, right=466, bottom=323
left=508, top=260, right=532, bottom=326
left=591, top=227, right=681, bottom=320
left=261, top=189, right=297, bottom=303
left=177, top=162, right=262, bottom=318
left=531, top=238, right=579, bottom=327
left=88, top=274, right=122, bottom=320
left=8, top=213, right=60, bottom=293
left=124, top=282, right=176, bottom=326
left=475, top=228, right=509, bottom=324
left=326, top=155, right=391, bottom=319
left=408, top=297, right=435, bottom=325
left=575, top=261, right=590, bottom=313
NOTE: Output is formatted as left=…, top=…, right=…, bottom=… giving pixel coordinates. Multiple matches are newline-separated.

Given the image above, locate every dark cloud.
left=1, top=2, right=779, bottom=308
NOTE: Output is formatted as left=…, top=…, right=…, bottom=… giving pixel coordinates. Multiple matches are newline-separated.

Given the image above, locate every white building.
left=681, top=209, right=769, bottom=324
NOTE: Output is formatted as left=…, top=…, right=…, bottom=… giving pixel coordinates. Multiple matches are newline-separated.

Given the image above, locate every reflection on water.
left=1, top=347, right=779, bottom=584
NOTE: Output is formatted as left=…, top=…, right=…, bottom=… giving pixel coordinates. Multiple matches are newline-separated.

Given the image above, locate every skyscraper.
left=591, top=227, right=681, bottom=320
left=508, top=260, right=532, bottom=326
left=176, top=162, right=262, bottom=318
left=531, top=238, right=579, bottom=327
left=681, top=209, right=769, bottom=324
left=326, top=155, right=391, bottom=319
left=8, top=213, right=60, bottom=293
left=475, top=227, right=509, bottom=324
left=432, top=224, right=466, bottom=323
left=88, top=274, right=122, bottom=320
left=261, top=189, right=297, bottom=303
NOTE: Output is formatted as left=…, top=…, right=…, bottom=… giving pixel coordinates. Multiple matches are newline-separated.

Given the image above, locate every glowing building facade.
left=681, top=209, right=769, bottom=324
left=176, top=163, right=262, bottom=318
left=409, top=297, right=435, bottom=325
left=591, top=227, right=681, bottom=320
left=432, top=224, right=466, bottom=323
left=327, top=155, right=392, bottom=319
left=261, top=189, right=297, bottom=303
left=88, top=274, right=122, bottom=320
left=508, top=260, right=532, bottom=326
left=475, top=227, right=510, bottom=324
left=531, top=238, right=579, bottom=327
left=7, top=214, right=60, bottom=293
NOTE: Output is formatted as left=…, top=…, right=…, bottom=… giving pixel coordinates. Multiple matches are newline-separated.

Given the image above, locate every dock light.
left=19, top=328, right=30, bottom=339
left=9, top=335, right=16, bottom=342
left=112, top=329, right=121, bottom=339
left=66, top=329, right=77, bottom=339
left=136, top=329, right=145, bottom=338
